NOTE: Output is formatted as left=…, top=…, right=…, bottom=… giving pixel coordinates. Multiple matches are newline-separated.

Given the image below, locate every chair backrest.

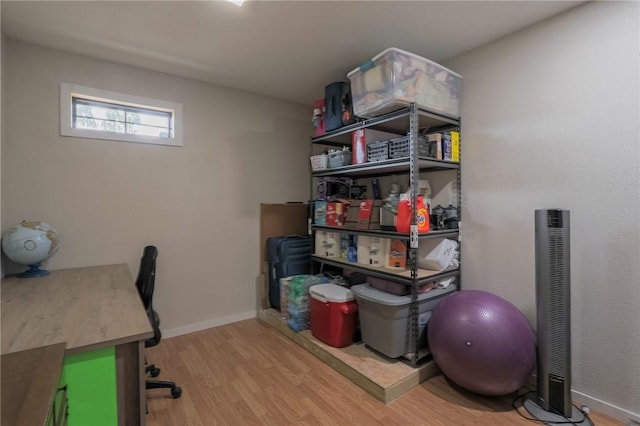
left=136, top=245, right=158, bottom=310
left=135, top=245, right=162, bottom=347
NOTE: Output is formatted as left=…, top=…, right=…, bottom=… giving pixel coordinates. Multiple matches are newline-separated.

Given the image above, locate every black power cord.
left=511, top=387, right=594, bottom=425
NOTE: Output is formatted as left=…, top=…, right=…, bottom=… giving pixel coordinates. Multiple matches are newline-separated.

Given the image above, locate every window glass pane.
left=75, top=117, right=99, bottom=130
left=126, top=123, right=172, bottom=138
left=76, top=117, right=125, bottom=134
left=75, top=110, right=100, bottom=130
left=75, top=104, right=95, bottom=118
left=77, top=100, right=172, bottom=137
left=127, top=110, right=171, bottom=128
left=100, top=118, right=126, bottom=134
left=76, top=103, right=125, bottom=122
left=62, top=84, right=182, bottom=146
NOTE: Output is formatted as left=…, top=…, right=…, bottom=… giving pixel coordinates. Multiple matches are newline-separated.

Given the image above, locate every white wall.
left=447, top=1, right=639, bottom=420
left=1, top=39, right=311, bottom=333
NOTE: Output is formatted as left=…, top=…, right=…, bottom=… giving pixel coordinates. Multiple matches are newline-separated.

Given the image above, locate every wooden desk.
left=2, top=342, right=67, bottom=426
left=1, top=264, right=154, bottom=426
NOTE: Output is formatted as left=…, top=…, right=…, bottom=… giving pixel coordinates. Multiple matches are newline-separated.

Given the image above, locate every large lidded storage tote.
left=309, top=283, right=358, bottom=348
left=347, top=47, right=462, bottom=119
left=350, top=283, right=456, bottom=358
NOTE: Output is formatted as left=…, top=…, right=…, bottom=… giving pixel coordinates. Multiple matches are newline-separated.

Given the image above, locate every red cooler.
left=309, top=283, right=358, bottom=348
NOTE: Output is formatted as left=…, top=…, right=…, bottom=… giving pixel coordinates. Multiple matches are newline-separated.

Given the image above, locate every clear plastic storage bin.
left=327, top=150, right=352, bottom=168
left=347, top=48, right=462, bottom=119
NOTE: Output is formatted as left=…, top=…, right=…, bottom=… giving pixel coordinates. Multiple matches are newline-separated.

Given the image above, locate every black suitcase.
left=267, top=236, right=312, bottom=310
left=325, top=81, right=356, bottom=131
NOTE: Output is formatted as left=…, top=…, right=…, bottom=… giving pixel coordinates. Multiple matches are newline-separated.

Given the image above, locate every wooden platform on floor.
left=257, top=308, right=439, bottom=403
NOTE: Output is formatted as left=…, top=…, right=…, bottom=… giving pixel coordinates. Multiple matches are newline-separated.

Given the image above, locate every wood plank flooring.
left=257, top=307, right=437, bottom=403
left=145, top=319, right=623, bottom=425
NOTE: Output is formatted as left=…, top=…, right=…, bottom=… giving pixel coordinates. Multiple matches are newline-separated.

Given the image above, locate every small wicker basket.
left=310, top=154, right=329, bottom=171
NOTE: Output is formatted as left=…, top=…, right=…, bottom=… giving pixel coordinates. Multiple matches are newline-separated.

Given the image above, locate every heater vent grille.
left=546, top=230, right=568, bottom=377
left=547, top=210, right=564, bottom=228
left=535, top=209, right=571, bottom=417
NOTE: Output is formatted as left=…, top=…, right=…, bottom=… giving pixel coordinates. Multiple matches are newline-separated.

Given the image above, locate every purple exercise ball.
left=428, top=290, right=536, bottom=396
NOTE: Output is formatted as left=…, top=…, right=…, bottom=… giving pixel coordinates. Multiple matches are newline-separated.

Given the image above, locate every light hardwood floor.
left=145, top=319, right=622, bottom=425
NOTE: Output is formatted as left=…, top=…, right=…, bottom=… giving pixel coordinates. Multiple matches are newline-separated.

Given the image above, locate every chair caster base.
left=171, top=386, right=182, bottom=398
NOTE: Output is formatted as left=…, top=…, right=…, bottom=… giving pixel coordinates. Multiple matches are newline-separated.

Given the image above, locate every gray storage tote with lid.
left=351, top=283, right=456, bottom=358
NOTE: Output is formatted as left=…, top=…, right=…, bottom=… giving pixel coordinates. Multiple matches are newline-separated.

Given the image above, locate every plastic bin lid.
left=347, top=47, right=462, bottom=79
left=350, top=283, right=454, bottom=306
left=309, top=283, right=354, bottom=303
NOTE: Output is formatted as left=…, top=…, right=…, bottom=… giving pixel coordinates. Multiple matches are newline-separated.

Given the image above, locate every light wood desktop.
left=2, top=342, right=68, bottom=425
left=1, top=263, right=154, bottom=426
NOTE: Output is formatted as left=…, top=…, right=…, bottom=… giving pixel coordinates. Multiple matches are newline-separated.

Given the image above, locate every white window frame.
left=60, top=83, right=183, bottom=147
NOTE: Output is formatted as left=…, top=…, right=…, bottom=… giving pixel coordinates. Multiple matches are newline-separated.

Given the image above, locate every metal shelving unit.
left=311, top=225, right=459, bottom=241
left=311, top=254, right=459, bottom=285
left=312, top=157, right=458, bottom=178
left=310, top=103, right=461, bottom=367
left=310, top=106, right=460, bottom=147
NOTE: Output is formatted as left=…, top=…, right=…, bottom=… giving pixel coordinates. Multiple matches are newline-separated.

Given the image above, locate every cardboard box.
left=345, top=200, right=360, bottom=229
left=427, top=133, right=443, bottom=160
left=358, top=200, right=374, bottom=229
left=326, top=202, right=347, bottom=227
left=442, top=132, right=452, bottom=161
left=314, top=201, right=327, bottom=225
left=356, top=200, right=382, bottom=230
left=417, top=238, right=458, bottom=271
left=451, top=131, right=460, bottom=162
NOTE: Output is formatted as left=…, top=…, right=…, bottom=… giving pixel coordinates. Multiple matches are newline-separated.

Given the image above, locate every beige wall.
left=447, top=1, right=639, bottom=420
left=1, top=39, right=311, bottom=333
left=1, top=13, right=3, bottom=278
left=3, top=2, right=639, bottom=420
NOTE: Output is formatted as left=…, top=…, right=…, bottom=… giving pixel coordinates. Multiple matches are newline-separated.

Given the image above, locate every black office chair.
left=135, top=245, right=182, bottom=399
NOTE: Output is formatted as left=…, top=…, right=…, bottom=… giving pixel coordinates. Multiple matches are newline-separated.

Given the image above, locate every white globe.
left=2, top=221, right=60, bottom=272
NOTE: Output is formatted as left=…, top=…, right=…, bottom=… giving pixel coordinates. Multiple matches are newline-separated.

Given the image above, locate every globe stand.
left=17, top=263, right=50, bottom=279
left=523, top=394, right=593, bottom=426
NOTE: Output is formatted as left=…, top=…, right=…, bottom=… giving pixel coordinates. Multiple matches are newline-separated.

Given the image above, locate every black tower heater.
left=524, top=209, right=592, bottom=425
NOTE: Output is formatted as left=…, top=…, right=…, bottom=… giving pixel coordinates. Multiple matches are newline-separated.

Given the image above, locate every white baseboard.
left=572, top=389, right=640, bottom=423
left=161, top=310, right=257, bottom=339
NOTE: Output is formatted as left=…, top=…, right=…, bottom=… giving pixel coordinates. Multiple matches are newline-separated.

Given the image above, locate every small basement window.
left=60, top=83, right=183, bottom=147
